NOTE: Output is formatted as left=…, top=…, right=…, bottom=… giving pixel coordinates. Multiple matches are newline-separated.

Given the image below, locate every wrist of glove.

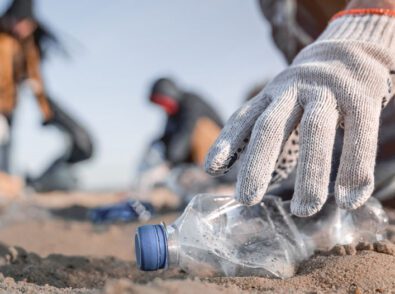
left=205, top=13, right=395, bottom=217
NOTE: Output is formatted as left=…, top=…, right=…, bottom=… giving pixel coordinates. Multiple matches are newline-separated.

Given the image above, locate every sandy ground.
left=0, top=192, right=393, bottom=293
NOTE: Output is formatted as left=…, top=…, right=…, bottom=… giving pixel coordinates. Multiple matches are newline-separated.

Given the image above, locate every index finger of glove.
left=205, top=92, right=272, bottom=176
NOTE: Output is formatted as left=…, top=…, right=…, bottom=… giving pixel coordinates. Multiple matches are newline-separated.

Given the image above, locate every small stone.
left=387, top=227, right=395, bottom=243
left=374, top=240, right=395, bottom=256
left=8, top=247, right=18, bottom=262
left=3, top=277, right=14, bottom=284
left=356, top=242, right=374, bottom=251
left=344, top=244, right=357, bottom=256
left=354, top=287, right=363, bottom=294
left=329, top=244, right=346, bottom=256
left=0, top=257, right=8, bottom=266
left=349, top=283, right=362, bottom=294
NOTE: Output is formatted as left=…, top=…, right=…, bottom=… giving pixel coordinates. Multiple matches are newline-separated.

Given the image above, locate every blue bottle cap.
left=135, top=224, right=168, bottom=271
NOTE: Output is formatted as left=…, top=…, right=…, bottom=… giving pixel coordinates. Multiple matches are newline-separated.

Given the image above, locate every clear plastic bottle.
left=134, top=194, right=388, bottom=278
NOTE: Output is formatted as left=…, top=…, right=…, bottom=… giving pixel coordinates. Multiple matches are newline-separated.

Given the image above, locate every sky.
left=2, top=0, right=286, bottom=190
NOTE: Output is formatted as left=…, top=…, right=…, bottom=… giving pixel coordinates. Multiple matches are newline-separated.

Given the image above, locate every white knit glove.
left=205, top=14, right=395, bottom=217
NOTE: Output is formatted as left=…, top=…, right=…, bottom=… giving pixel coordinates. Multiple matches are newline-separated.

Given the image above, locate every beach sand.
left=0, top=191, right=393, bottom=293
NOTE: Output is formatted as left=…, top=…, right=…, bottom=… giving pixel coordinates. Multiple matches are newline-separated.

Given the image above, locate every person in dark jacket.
left=149, top=78, right=223, bottom=167
left=0, top=0, right=93, bottom=191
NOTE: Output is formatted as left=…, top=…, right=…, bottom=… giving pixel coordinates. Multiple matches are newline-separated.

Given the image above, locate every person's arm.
left=206, top=0, right=395, bottom=217
left=24, top=38, right=53, bottom=123
left=347, top=0, right=395, bottom=9
left=0, top=35, right=18, bottom=117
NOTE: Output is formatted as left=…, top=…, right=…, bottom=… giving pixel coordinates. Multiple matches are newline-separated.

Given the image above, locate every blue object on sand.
left=89, top=200, right=154, bottom=223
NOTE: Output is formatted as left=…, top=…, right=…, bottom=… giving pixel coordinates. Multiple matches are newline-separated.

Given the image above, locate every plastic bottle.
left=134, top=194, right=388, bottom=278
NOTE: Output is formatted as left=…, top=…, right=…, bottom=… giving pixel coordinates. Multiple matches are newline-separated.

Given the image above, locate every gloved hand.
left=205, top=13, right=395, bottom=217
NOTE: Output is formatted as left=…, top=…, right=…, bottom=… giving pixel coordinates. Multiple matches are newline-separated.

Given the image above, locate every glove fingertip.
left=290, top=197, right=324, bottom=217
left=235, top=187, right=265, bottom=206
left=204, top=157, right=226, bottom=176
left=204, top=162, right=229, bottom=176
left=204, top=146, right=238, bottom=176
left=335, top=184, right=373, bottom=210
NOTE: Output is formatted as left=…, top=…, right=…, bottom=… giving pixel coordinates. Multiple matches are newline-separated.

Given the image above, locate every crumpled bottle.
left=134, top=194, right=388, bottom=278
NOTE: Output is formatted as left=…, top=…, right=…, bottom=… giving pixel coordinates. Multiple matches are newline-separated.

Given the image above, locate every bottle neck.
left=165, top=224, right=180, bottom=268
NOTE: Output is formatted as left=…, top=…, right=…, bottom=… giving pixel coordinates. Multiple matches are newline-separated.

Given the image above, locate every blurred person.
left=149, top=77, right=223, bottom=168
left=134, top=77, right=228, bottom=204
left=0, top=0, right=93, bottom=191
left=205, top=0, right=395, bottom=216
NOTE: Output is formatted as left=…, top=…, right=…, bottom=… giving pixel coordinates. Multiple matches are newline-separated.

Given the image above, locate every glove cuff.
left=331, top=9, right=395, bottom=22
left=320, top=13, right=395, bottom=51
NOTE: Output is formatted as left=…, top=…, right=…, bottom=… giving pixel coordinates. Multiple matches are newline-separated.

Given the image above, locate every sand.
left=0, top=192, right=393, bottom=293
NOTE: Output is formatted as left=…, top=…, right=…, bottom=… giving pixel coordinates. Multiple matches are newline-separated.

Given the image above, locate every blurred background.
left=1, top=0, right=285, bottom=191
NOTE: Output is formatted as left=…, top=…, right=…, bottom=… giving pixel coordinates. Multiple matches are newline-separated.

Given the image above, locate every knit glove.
left=205, top=13, right=395, bottom=217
